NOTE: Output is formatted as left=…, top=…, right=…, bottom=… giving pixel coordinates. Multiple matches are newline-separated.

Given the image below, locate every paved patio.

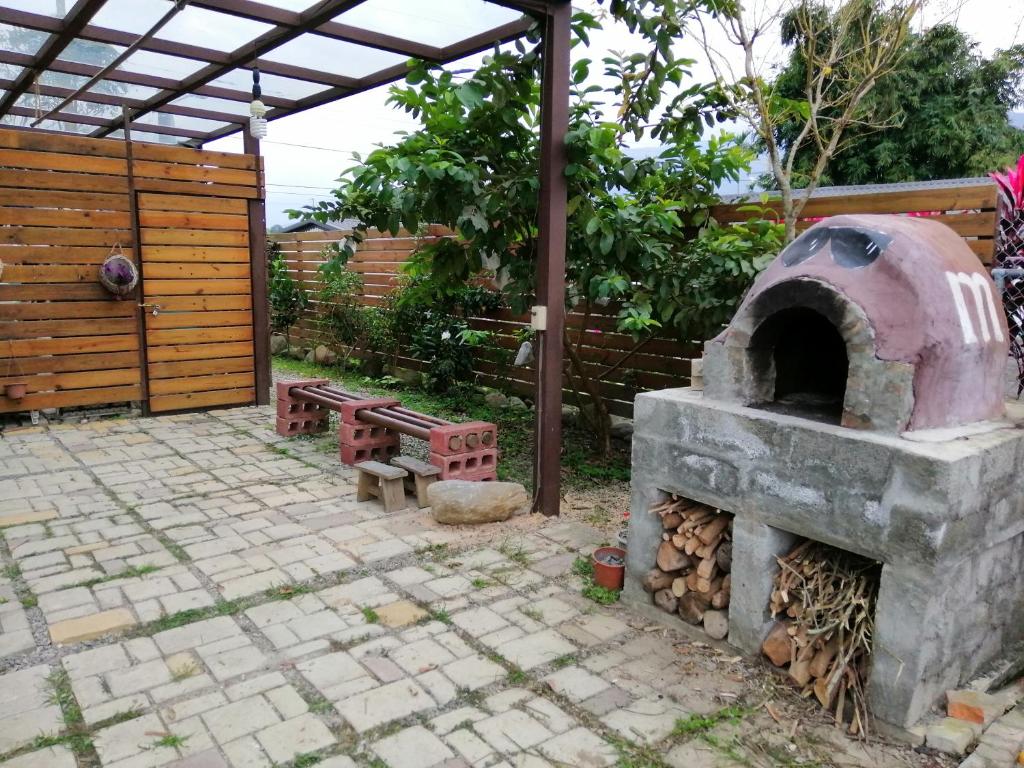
left=0, top=407, right=946, bottom=768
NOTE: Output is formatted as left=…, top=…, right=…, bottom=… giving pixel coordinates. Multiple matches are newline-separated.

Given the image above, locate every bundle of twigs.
left=764, top=540, right=880, bottom=736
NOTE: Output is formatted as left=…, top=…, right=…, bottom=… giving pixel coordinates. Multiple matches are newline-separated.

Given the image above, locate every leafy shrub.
left=268, top=240, right=308, bottom=340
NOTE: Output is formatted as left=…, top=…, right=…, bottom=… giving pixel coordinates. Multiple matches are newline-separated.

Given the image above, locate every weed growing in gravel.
left=551, top=654, right=577, bottom=669
left=74, top=564, right=159, bottom=589
left=291, top=752, right=323, bottom=767
left=673, top=705, right=750, bottom=737
left=152, top=733, right=188, bottom=749
left=470, top=577, right=490, bottom=589
left=429, top=607, right=452, bottom=625
left=360, top=606, right=379, bottom=624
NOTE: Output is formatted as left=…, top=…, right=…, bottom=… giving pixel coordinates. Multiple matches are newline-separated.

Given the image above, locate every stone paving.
left=0, top=406, right=952, bottom=767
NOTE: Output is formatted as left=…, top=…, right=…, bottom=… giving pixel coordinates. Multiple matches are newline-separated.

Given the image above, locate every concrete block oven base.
left=625, top=388, right=1024, bottom=728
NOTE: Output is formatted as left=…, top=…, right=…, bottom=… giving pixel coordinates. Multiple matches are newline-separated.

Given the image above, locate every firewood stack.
left=641, top=497, right=732, bottom=639
left=761, top=541, right=880, bottom=736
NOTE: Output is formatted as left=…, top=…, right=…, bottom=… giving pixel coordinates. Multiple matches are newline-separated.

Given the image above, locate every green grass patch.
left=551, top=654, right=577, bottom=669
left=429, top=607, right=453, bottom=625
left=360, top=606, right=379, bottom=624
left=291, top=753, right=323, bottom=768
left=265, top=583, right=313, bottom=600
left=672, top=705, right=751, bottom=738
left=73, top=563, right=160, bottom=589
left=152, top=733, right=188, bottom=749
left=470, top=577, right=491, bottom=589
left=20, top=594, right=36, bottom=608
left=572, top=556, right=621, bottom=605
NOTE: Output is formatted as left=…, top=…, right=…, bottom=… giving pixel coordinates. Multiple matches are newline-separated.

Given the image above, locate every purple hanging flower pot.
left=99, top=245, right=139, bottom=299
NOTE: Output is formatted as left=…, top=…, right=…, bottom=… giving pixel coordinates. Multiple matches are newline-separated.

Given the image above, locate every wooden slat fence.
left=712, top=179, right=999, bottom=262
left=273, top=179, right=998, bottom=418
left=271, top=228, right=698, bottom=419
left=0, top=128, right=262, bottom=415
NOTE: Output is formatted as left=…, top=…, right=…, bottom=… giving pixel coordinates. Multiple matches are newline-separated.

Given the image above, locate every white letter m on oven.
left=946, top=271, right=1005, bottom=345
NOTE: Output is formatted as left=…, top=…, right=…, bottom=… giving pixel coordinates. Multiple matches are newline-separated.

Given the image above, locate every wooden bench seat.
left=391, top=456, right=441, bottom=509
left=355, top=460, right=408, bottom=513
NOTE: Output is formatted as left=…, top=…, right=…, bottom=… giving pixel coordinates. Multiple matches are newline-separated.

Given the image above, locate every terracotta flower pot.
left=4, top=382, right=26, bottom=400
left=592, top=546, right=626, bottom=591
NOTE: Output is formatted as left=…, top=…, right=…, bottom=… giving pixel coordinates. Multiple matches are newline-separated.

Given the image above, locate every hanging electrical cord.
left=32, top=0, right=189, bottom=127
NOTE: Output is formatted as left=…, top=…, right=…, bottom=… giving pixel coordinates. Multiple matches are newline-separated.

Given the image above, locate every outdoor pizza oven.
left=624, top=214, right=1024, bottom=729
left=702, top=214, right=1009, bottom=431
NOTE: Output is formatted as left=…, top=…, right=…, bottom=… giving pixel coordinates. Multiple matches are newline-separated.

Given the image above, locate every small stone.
left=270, top=334, right=289, bottom=355
left=287, top=346, right=306, bottom=360
left=313, top=345, right=337, bottom=365
left=49, top=608, right=136, bottom=644
left=947, top=689, right=1004, bottom=726
left=702, top=610, right=729, bottom=640
left=925, top=717, right=978, bottom=755
left=428, top=481, right=529, bottom=525
left=506, top=396, right=529, bottom=411
left=609, top=415, right=633, bottom=439
left=653, top=589, right=677, bottom=614
left=561, top=404, right=579, bottom=425
left=392, top=367, right=421, bottom=386
left=485, top=392, right=509, bottom=408
left=375, top=600, right=428, bottom=628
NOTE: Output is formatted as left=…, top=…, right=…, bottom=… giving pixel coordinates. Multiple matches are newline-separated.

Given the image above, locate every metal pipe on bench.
left=392, top=406, right=451, bottom=426
left=290, top=388, right=347, bottom=410
left=356, top=409, right=431, bottom=441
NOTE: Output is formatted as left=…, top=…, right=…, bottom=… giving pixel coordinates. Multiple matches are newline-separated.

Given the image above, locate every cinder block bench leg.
left=380, top=477, right=407, bottom=513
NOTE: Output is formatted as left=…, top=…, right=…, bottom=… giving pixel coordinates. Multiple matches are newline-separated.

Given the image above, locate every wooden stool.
left=391, top=456, right=442, bottom=509
left=355, top=460, right=408, bottom=513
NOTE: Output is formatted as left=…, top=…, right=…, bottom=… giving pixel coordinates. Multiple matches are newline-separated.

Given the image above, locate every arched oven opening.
left=751, top=307, right=849, bottom=424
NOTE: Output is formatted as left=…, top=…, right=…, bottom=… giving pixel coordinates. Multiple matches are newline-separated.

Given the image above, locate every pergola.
left=0, top=0, right=570, bottom=515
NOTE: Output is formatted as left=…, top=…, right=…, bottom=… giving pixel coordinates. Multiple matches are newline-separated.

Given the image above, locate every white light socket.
left=530, top=305, right=547, bottom=331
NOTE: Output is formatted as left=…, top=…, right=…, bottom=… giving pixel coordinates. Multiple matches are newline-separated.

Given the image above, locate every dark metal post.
left=122, top=106, right=151, bottom=417
left=533, top=2, right=570, bottom=516
left=244, top=130, right=271, bottom=406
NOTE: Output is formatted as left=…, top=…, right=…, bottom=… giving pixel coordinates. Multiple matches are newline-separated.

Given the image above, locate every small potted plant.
left=591, top=545, right=626, bottom=590
left=3, top=341, right=26, bottom=400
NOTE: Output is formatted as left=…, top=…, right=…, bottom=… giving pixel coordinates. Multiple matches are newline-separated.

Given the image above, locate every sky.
left=203, top=0, right=1024, bottom=227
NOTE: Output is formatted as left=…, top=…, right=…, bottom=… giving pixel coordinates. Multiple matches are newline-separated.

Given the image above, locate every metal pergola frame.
left=0, top=0, right=571, bottom=516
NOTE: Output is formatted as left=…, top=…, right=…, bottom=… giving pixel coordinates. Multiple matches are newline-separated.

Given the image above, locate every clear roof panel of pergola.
left=0, top=0, right=536, bottom=146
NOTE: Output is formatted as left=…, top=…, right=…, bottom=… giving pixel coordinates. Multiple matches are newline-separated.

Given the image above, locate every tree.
left=693, top=0, right=920, bottom=240
left=300, top=1, right=782, bottom=453
left=767, top=23, right=1024, bottom=186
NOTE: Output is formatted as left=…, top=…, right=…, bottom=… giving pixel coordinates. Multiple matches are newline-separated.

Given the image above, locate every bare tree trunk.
left=563, top=329, right=612, bottom=457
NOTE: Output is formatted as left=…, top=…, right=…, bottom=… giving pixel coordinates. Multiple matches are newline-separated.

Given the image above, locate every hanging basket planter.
left=99, top=243, right=139, bottom=299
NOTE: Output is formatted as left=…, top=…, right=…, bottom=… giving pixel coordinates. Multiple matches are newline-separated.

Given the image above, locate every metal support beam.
left=244, top=129, right=271, bottom=406
left=0, top=0, right=107, bottom=120
left=533, top=1, right=570, bottom=516
left=96, top=0, right=366, bottom=138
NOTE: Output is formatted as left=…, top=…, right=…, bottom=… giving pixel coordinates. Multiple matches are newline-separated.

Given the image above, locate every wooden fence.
left=712, top=178, right=999, bottom=262
left=271, top=228, right=698, bottom=418
left=272, top=178, right=998, bottom=419
left=0, top=128, right=265, bottom=415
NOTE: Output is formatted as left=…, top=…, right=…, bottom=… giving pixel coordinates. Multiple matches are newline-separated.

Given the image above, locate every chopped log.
left=809, top=636, right=840, bottom=678
left=696, top=556, right=718, bottom=580
left=685, top=571, right=700, bottom=591
left=671, top=577, right=688, bottom=598
left=789, top=659, right=813, bottom=686
left=671, top=534, right=688, bottom=549
left=642, top=568, right=675, bottom=593
left=711, top=586, right=730, bottom=609
left=716, top=542, right=732, bottom=573
left=654, top=589, right=678, bottom=614
left=698, top=515, right=730, bottom=545
left=678, top=593, right=706, bottom=625
left=762, top=621, right=792, bottom=667
left=656, top=541, right=690, bottom=572
left=684, top=536, right=701, bottom=556
left=694, top=536, right=722, bottom=560
left=662, top=512, right=683, bottom=529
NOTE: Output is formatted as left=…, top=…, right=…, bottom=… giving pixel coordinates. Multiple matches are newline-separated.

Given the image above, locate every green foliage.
left=767, top=18, right=1024, bottom=186
left=152, top=734, right=187, bottom=749
left=360, top=605, right=380, bottom=624
left=672, top=705, right=750, bottom=737
left=392, top=275, right=501, bottom=392
left=317, top=256, right=364, bottom=352
left=268, top=240, right=309, bottom=338
left=296, top=1, right=782, bottom=410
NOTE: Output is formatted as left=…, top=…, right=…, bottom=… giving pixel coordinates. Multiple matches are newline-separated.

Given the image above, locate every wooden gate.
left=139, top=193, right=256, bottom=412
left=0, top=128, right=267, bottom=415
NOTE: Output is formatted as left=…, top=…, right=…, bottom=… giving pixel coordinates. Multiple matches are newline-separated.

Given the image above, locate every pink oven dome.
left=704, top=214, right=1009, bottom=432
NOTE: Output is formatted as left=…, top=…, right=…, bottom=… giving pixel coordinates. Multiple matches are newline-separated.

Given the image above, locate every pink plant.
left=990, top=154, right=1024, bottom=211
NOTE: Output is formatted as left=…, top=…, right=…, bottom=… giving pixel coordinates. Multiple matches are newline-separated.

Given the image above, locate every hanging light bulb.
left=249, top=67, right=267, bottom=139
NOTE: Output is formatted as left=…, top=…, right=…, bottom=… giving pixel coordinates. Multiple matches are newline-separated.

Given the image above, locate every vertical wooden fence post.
left=122, top=106, right=151, bottom=416
left=244, top=131, right=271, bottom=406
